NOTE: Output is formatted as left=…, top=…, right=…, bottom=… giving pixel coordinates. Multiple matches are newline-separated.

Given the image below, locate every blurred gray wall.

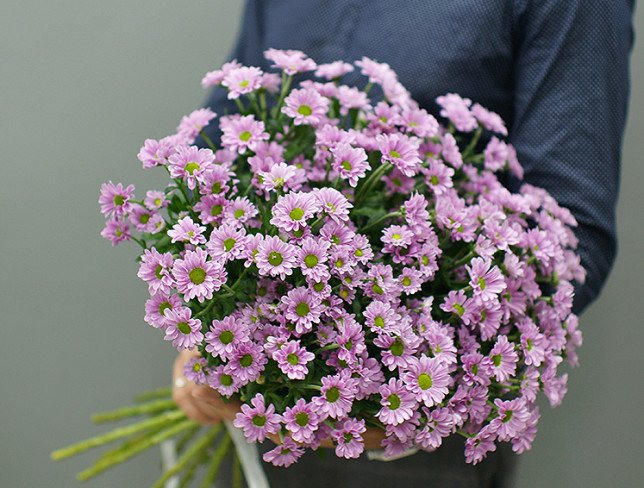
left=0, top=2, right=641, bottom=487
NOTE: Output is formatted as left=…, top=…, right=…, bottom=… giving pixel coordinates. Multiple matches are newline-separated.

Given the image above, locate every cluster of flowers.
left=99, top=49, right=585, bottom=466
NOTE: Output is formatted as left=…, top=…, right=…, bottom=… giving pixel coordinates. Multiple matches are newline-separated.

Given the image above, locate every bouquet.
left=53, top=48, right=585, bottom=485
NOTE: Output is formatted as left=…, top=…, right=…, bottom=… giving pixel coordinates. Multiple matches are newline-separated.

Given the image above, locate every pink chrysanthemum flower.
left=401, top=356, right=450, bottom=408
left=167, top=217, right=207, bottom=245
left=330, top=143, right=370, bottom=187
left=471, top=103, right=508, bottom=135
left=184, top=357, right=208, bottom=385
left=163, top=307, right=203, bottom=350
left=99, top=181, right=135, bottom=218
left=176, top=108, right=216, bottom=144
left=282, top=398, right=319, bottom=444
left=399, top=267, right=423, bottom=295
left=262, top=437, right=304, bottom=467
left=336, top=85, right=370, bottom=115
left=264, top=48, right=316, bottom=75
left=193, top=194, right=228, bottom=225
left=355, top=56, right=395, bottom=86
left=484, top=137, right=509, bottom=172
left=440, top=290, right=475, bottom=325
left=225, top=342, right=267, bottom=384
left=199, top=164, right=235, bottom=196
left=489, top=335, right=519, bottom=382
left=440, top=133, right=463, bottom=168
left=100, top=218, right=131, bottom=246
left=221, top=115, right=269, bottom=154
left=129, top=205, right=163, bottom=233
left=415, top=408, right=453, bottom=451
left=282, top=88, right=329, bottom=126
left=298, top=237, right=330, bottom=281
left=377, top=133, right=422, bottom=177
left=172, top=248, right=226, bottom=303
left=423, top=159, right=454, bottom=195
left=436, top=93, right=477, bottom=132
left=464, top=426, right=497, bottom=465
left=490, top=398, right=531, bottom=441
left=261, top=72, right=282, bottom=93
left=282, top=287, right=323, bottom=335
left=223, top=196, right=258, bottom=226
left=312, top=372, right=358, bottom=420
left=222, top=66, right=263, bottom=99
left=467, top=257, right=507, bottom=302
left=332, top=418, right=366, bottom=459
left=364, top=301, right=399, bottom=333
left=137, top=138, right=175, bottom=169
left=168, top=145, right=215, bottom=190
left=201, top=60, right=242, bottom=88
left=233, top=393, right=281, bottom=443
left=144, top=190, right=168, bottom=210
left=400, top=107, right=440, bottom=138
left=144, top=292, right=182, bottom=329
left=273, top=340, right=315, bottom=380
left=315, top=61, right=354, bottom=80
left=462, top=352, right=494, bottom=387
left=313, top=188, right=352, bottom=222
left=206, top=224, right=247, bottom=261
left=256, top=236, right=297, bottom=279
left=206, top=365, right=241, bottom=397
left=377, top=378, right=417, bottom=426
left=382, top=225, right=414, bottom=248
left=270, top=191, right=321, bottom=233
left=137, top=248, right=175, bottom=295
left=204, top=315, right=250, bottom=361
left=258, top=161, right=299, bottom=194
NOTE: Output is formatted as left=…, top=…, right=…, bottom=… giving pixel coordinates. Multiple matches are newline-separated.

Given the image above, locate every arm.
left=194, top=0, right=265, bottom=149
left=509, top=0, right=634, bottom=313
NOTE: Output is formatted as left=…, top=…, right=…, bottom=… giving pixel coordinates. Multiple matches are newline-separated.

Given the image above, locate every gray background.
left=0, top=1, right=642, bottom=487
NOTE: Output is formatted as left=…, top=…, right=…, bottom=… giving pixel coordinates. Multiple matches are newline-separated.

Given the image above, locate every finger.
left=176, top=395, right=218, bottom=425
left=191, top=385, right=223, bottom=404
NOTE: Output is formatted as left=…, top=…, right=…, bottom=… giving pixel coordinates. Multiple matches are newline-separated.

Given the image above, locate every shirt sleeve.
left=195, top=0, right=265, bottom=147
left=509, top=0, right=634, bottom=313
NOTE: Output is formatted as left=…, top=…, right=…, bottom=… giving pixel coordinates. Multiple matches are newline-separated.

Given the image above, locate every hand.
left=172, top=349, right=241, bottom=425
left=172, top=349, right=386, bottom=449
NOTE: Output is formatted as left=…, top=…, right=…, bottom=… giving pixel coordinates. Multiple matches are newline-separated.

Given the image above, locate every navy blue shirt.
left=200, top=0, right=634, bottom=313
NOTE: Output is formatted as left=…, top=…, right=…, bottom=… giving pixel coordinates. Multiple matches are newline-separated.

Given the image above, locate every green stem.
left=178, top=449, right=208, bottom=488
left=175, top=424, right=202, bottom=453
left=91, top=399, right=176, bottom=424
left=274, top=73, right=293, bottom=119
left=152, top=426, right=222, bottom=488
left=199, top=130, right=216, bottom=151
left=198, top=434, right=232, bottom=488
left=234, top=98, right=246, bottom=114
left=75, top=419, right=197, bottom=481
left=131, top=236, right=147, bottom=250
left=229, top=266, right=251, bottom=292
left=194, top=296, right=218, bottom=319
left=455, top=430, right=474, bottom=439
left=259, top=91, right=268, bottom=121
left=360, top=211, right=402, bottom=233
left=51, top=410, right=186, bottom=460
left=354, top=163, right=392, bottom=206
left=232, top=451, right=243, bottom=488
left=450, top=250, right=476, bottom=269
left=462, top=126, right=482, bottom=159
left=135, top=387, right=172, bottom=403
left=95, top=424, right=167, bottom=463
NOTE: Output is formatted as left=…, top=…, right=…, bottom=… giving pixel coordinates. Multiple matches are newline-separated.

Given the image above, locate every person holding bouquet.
left=169, top=1, right=634, bottom=487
